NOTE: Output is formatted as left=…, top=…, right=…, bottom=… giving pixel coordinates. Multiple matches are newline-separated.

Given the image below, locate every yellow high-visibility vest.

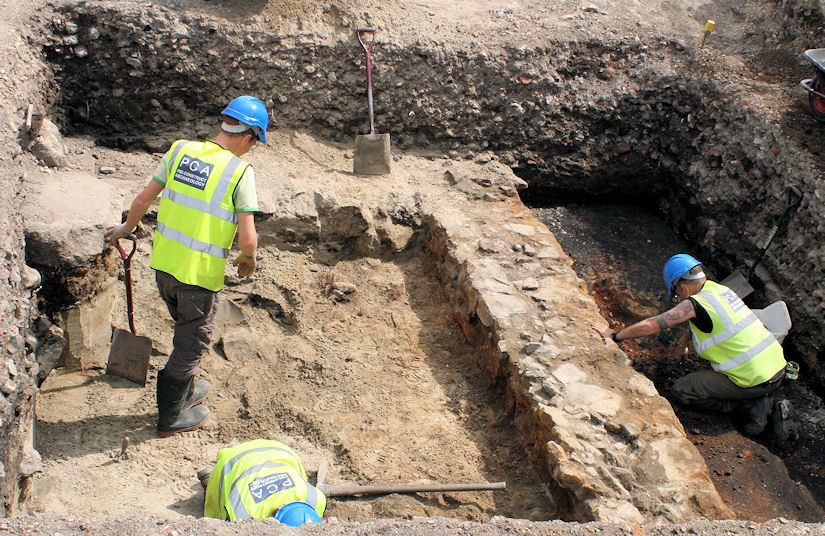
left=204, top=439, right=327, bottom=521
left=150, top=140, right=249, bottom=291
left=689, top=280, right=786, bottom=388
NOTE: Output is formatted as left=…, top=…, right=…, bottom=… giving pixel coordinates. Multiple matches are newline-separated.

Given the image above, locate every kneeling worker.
left=202, top=439, right=326, bottom=526
left=590, top=253, right=794, bottom=439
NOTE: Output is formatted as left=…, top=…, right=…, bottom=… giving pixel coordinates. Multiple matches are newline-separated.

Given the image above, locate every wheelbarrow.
left=800, top=48, right=825, bottom=122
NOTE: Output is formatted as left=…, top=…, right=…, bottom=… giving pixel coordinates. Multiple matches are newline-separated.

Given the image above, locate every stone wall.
left=35, top=2, right=824, bottom=387
left=0, top=0, right=60, bottom=515
left=0, top=117, right=41, bottom=517
left=420, top=195, right=732, bottom=523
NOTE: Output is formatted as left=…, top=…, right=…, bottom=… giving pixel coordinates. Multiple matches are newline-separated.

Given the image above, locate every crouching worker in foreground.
left=201, top=439, right=326, bottom=526
left=590, top=253, right=795, bottom=441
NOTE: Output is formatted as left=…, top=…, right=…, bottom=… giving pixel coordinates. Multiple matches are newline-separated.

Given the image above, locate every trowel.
left=353, top=27, right=391, bottom=175
left=106, top=235, right=152, bottom=386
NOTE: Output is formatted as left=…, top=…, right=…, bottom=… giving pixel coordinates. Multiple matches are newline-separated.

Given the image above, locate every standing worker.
left=105, top=96, right=268, bottom=437
left=201, top=439, right=326, bottom=525
left=590, top=254, right=796, bottom=441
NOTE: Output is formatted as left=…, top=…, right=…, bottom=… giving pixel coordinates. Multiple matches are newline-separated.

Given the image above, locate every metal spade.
left=353, top=27, right=391, bottom=175
left=106, top=235, right=152, bottom=386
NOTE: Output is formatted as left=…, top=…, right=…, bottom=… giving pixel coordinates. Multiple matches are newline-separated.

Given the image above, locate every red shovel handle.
left=356, top=27, right=377, bottom=134
left=356, top=27, right=376, bottom=54
left=115, top=234, right=138, bottom=262
left=115, top=235, right=138, bottom=334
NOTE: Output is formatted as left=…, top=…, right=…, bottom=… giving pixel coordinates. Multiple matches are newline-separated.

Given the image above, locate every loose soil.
left=27, top=134, right=556, bottom=522
left=4, top=0, right=824, bottom=530
left=533, top=203, right=825, bottom=523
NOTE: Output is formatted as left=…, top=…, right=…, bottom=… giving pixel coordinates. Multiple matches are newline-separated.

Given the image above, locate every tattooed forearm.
left=651, top=301, right=695, bottom=332
left=657, top=300, right=695, bottom=331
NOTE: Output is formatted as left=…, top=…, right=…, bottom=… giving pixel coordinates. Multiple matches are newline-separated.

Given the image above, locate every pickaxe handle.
left=319, top=481, right=505, bottom=497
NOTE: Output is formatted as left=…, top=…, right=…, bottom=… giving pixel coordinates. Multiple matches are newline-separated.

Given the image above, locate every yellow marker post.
left=701, top=19, right=715, bottom=47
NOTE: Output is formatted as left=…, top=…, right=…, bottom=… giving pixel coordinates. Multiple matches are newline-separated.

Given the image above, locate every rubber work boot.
left=157, top=370, right=210, bottom=438
left=742, top=394, right=773, bottom=436
left=183, top=379, right=211, bottom=410
left=771, top=398, right=800, bottom=450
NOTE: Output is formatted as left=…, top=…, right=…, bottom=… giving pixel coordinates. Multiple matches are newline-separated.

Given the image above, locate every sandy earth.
left=27, top=131, right=556, bottom=523
left=3, top=0, right=823, bottom=529
left=183, top=0, right=698, bottom=49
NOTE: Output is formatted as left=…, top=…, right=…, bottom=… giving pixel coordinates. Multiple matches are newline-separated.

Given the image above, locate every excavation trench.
left=13, top=0, right=825, bottom=526
left=532, top=201, right=825, bottom=522
left=32, top=229, right=557, bottom=522
left=26, top=127, right=735, bottom=526
left=24, top=125, right=582, bottom=522
left=36, top=1, right=824, bottom=387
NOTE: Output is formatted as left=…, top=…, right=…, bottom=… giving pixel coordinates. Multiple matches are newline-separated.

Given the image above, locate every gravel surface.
left=1, top=513, right=824, bottom=536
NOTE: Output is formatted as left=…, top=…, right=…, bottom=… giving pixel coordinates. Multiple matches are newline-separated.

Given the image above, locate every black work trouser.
left=671, top=368, right=783, bottom=413
left=155, top=270, right=218, bottom=381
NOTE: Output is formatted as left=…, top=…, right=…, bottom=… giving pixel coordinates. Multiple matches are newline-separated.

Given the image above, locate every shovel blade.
left=106, top=328, right=152, bottom=386
left=353, top=133, right=391, bottom=175
left=721, top=270, right=754, bottom=299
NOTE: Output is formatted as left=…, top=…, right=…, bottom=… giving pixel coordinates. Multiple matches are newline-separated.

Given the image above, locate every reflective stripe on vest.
left=689, top=280, right=785, bottom=387
left=161, top=188, right=238, bottom=225
left=692, top=290, right=761, bottom=357
left=216, top=444, right=324, bottom=520
left=167, top=140, right=188, bottom=173
left=156, top=222, right=229, bottom=259
left=151, top=140, right=248, bottom=290
left=713, top=331, right=779, bottom=372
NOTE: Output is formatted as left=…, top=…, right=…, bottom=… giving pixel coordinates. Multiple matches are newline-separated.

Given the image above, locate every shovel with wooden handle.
left=106, top=235, right=152, bottom=386
left=318, top=480, right=506, bottom=497
left=353, top=27, right=391, bottom=175
left=314, top=460, right=505, bottom=497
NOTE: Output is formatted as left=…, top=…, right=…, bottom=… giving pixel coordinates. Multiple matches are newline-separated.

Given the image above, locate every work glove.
left=104, top=223, right=132, bottom=244
left=232, top=254, right=256, bottom=278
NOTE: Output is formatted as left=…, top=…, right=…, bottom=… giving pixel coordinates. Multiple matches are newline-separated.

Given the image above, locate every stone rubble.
left=27, top=1, right=824, bottom=389
left=0, top=0, right=822, bottom=532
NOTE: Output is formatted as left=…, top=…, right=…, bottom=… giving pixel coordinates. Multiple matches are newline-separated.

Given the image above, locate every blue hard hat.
left=273, top=501, right=322, bottom=526
left=663, top=253, right=702, bottom=299
left=222, top=95, right=269, bottom=143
